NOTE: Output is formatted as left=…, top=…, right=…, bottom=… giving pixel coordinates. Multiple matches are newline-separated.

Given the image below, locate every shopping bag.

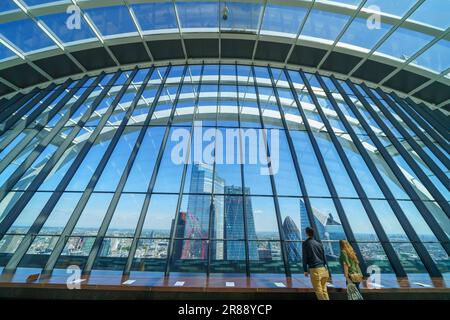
left=347, top=283, right=363, bottom=300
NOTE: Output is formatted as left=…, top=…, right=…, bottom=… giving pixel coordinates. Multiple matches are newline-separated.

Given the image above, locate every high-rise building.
left=0, top=2, right=449, bottom=298
left=282, top=216, right=302, bottom=261
left=185, top=163, right=224, bottom=259
left=224, top=186, right=258, bottom=260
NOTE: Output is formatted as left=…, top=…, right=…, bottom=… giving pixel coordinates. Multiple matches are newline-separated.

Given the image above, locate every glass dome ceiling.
left=0, top=0, right=449, bottom=110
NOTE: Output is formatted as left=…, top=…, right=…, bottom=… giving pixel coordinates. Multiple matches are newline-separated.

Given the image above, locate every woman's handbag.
left=347, top=283, right=363, bottom=300
left=349, top=272, right=363, bottom=283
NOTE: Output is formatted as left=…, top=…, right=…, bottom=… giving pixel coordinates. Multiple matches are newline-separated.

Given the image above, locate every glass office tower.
left=0, top=64, right=448, bottom=282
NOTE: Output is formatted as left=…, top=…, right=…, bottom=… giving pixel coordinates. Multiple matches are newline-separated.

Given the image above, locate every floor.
left=0, top=267, right=448, bottom=295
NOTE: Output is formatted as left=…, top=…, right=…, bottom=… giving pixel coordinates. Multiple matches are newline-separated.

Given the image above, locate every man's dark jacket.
left=302, top=238, right=328, bottom=272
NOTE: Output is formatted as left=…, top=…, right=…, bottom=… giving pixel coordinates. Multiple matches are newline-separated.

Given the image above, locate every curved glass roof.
left=0, top=0, right=449, bottom=108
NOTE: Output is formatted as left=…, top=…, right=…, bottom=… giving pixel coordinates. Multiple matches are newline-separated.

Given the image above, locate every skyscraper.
left=300, top=199, right=345, bottom=258
left=224, top=186, right=258, bottom=260
left=282, top=216, right=302, bottom=261
left=185, top=163, right=224, bottom=259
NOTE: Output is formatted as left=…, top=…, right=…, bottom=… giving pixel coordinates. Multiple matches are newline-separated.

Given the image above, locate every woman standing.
left=339, top=240, right=363, bottom=294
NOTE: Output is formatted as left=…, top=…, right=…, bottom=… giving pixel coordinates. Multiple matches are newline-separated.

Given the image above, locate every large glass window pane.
left=0, top=18, right=55, bottom=53
left=301, top=10, right=349, bottom=42
left=153, top=127, right=187, bottom=193
left=363, top=0, right=416, bottom=16
left=85, top=5, right=137, bottom=37
left=0, top=130, right=34, bottom=161
left=413, top=40, right=450, bottom=73
left=7, top=192, right=52, bottom=234
left=170, top=239, right=208, bottom=272
left=340, top=198, right=378, bottom=242
left=0, top=235, right=24, bottom=266
left=56, top=236, right=96, bottom=270
left=238, top=85, right=261, bottom=128
left=309, top=197, right=346, bottom=266
left=220, top=194, right=245, bottom=240
left=11, top=128, right=73, bottom=191
left=249, top=240, right=284, bottom=274
left=210, top=240, right=246, bottom=274
left=276, top=88, right=305, bottom=130
left=377, top=28, right=433, bottom=61
left=217, top=85, right=238, bottom=127
left=177, top=1, right=218, bottom=29
left=422, top=202, right=450, bottom=238
left=391, top=242, right=428, bottom=274
left=396, top=200, right=440, bottom=242
left=258, top=86, right=283, bottom=128
left=279, top=197, right=310, bottom=241
left=132, top=2, right=178, bottom=32
left=71, top=193, right=114, bottom=236
left=337, top=133, right=385, bottom=198
left=106, top=194, right=145, bottom=237
left=290, top=130, right=331, bottom=197
left=261, top=4, right=307, bottom=36
left=38, top=127, right=94, bottom=191
left=131, top=238, right=168, bottom=272
left=286, top=240, right=303, bottom=274
left=408, top=0, right=450, bottom=29
left=220, top=2, right=262, bottom=31
left=65, top=126, right=115, bottom=191
left=314, top=131, right=358, bottom=197
left=93, top=238, right=133, bottom=271
left=247, top=196, right=279, bottom=240
left=94, top=127, right=140, bottom=192
left=39, top=192, right=83, bottom=235
left=123, top=127, right=165, bottom=192
left=177, top=195, right=211, bottom=239
left=141, top=194, right=178, bottom=238
left=18, top=235, right=59, bottom=268
left=39, top=12, right=96, bottom=44
left=242, top=130, right=273, bottom=195
left=0, top=192, right=24, bottom=224
left=340, top=17, right=391, bottom=51
left=422, top=242, right=450, bottom=274
left=269, top=130, right=302, bottom=196
left=0, top=129, right=62, bottom=189
left=214, top=127, right=242, bottom=190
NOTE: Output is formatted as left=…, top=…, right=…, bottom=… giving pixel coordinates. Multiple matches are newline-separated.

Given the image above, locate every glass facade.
left=0, top=64, right=448, bottom=283
left=1, top=1, right=448, bottom=74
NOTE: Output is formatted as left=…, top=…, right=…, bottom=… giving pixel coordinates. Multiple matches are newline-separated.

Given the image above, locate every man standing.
left=302, top=227, right=330, bottom=300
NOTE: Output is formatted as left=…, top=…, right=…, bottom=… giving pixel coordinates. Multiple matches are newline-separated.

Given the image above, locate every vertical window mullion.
left=332, top=77, right=450, bottom=256
left=0, top=71, right=130, bottom=273
left=288, top=71, right=371, bottom=272
left=316, top=75, right=441, bottom=278
left=404, top=96, right=450, bottom=146
left=365, top=85, right=450, bottom=199
left=84, top=67, right=188, bottom=275
left=349, top=82, right=450, bottom=218
left=375, top=88, right=450, bottom=188
left=253, top=65, right=290, bottom=278
left=0, top=77, right=89, bottom=161
left=0, top=88, right=40, bottom=123
left=236, top=63, right=251, bottom=278
left=162, top=65, right=204, bottom=277
left=36, top=68, right=149, bottom=275
left=390, top=93, right=450, bottom=166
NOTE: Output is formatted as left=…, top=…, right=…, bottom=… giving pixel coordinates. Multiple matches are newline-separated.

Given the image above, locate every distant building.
left=224, top=186, right=258, bottom=260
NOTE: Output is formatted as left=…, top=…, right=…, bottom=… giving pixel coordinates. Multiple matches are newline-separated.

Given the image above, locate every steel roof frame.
left=0, top=0, right=448, bottom=113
